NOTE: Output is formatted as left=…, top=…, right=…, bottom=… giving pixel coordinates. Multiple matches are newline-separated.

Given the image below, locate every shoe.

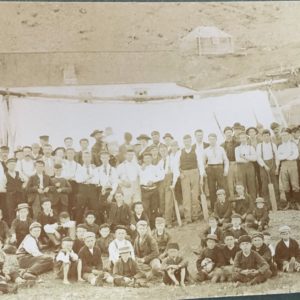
left=22, top=272, right=37, bottom=281
left=282, top=202, right=290, bottom=211
left=288, top=257, right=296, bottom=273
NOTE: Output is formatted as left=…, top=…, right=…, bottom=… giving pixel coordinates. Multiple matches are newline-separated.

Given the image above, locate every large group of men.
left=0, top=121, right=300, bottom=293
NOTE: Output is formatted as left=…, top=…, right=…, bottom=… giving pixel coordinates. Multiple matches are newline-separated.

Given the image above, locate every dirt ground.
left=2, top=209, right=300, bottom=300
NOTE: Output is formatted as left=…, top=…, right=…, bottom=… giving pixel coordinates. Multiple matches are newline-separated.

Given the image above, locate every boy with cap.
left=16, top=222, right=54, bottom=279
left=179, top=134, right=201, bottom=224
left=134, top=220, right=161, bottom=279
left=84, top=211, right=100, bottom=236
left=162, top=243, right=188, bottom=286
left=203, top=133, right=229, bottom=211
left=232, top=235, right=271, bottom=285
left=200, top=216, right=223, bottom=248
left=263, top=231, right=275, bottom=257
left=151, top=217, right=171, bottom=260
left=246, top=198, right=269, bottom=231
left=274, top=225, right=300, bottom=272
left=277, top=128, right=300, bottom=210
left=251, top=232, right=277, bottom=276
left=108, top=225, right=135, bottom=266
left=73, top=224, right=87, bottom=254
left=196, top=234, right=225, bottom=283
left=5, top=158, right=26, bottom=225
left=213, top=189, right=232, bottom=226
left=97, top=223, right=114, bottom=270
left=10, top=203, right=33, bottom=248
left=225, top=214, right=248, bottom=243
left=26, top=160, right=55, bottom=219
left=77, top=231, right=113, bottom=285
left=51, top=163, right=72, bottom=215
left=55, top=237, right=78, bottom=284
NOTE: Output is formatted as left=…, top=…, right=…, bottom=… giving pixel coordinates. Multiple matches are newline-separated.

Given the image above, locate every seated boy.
left=225, top=214, right=248, bottom=243
left=200, top=216, right=223, bottom=248
left=108, top=225, right=135, bottom=266
left=151, top=217, right=171, bottom=260
left=55, top=237, right=78, bottom=284
left=162, top=243, right=188, bottom=286
left=10, top=203, right=33, bottom=248
left=77, top=232, right=113, bottom=286
left=51, top=164, right=72, bottom=215
left=213, top=189, right=232, bottom=226
left=251, top=233, right=277, bottom=276
left=133, top=220, right=161, bottom=279
left=246, top=198, right=269, bottom=231
left=231, top=185, right=252, bottom=223
left=196, top=234, right=225, bottom=283
left=263, top=231, right=275, bottom=257
left=131, top=202, right=149, bottom=229
left=232, top=235, right=272, bottom=285
left=0, top=209, right=15, bottom=254
left=73, top=224, right=87, bottom=254
left=274, top=225, right=300, bottom=273
left=84, top=211, right=100, bottom=236
left=113, top=246, right=146, bottom=287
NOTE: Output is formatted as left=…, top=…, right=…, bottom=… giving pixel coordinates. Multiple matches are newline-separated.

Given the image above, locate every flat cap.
left=183, top=134, right=191, bottom=140
left=233, top=122, right=243, bottom=129
left=223, top=126, right=233, bottom=133
left=231, top=213, right=242, bottom=219
left=255, top=197, right=265, bottom=204
left=84, top=231, right=96, bottom=239
left=16, top=203, right=29, bottom=211
left=136, top=220, right=148, bottom=227
left=251, top=232, right=264, bottom=240
left=208, top=133, right=217, bottom=138
left=279, top=225, right=291, bottom=233
left=39, top=135, right=49, bottom=140
left=136, top=134, right=151, bottom=141
left=155, top=217, right=165, bottom=224
left=151, top=131, right=160, bottom=136
left=238, top=235, right=251, bottom=244
left=270, top=122, right=280, bottom=130
left=115, top=225, right=127, bottom=232
left=90, top=130, right=103, bottom=137
left=29, top=222, right=42, bottom=231
left=163, top=133, right=173, bottom=139
left=0, top=146, right=9, bottom=151
left=6, top=158, right=17, bottom=165
left=99, top=223, right=110, bottom=230
left=206, top=234, right=218, bottom=241
left=54, top=163, right=63, bottom=169
left=262, top=129, right=271, bottom=135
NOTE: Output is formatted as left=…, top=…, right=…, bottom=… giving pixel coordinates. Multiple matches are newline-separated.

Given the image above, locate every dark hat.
left=233, top=122, right=243, bottom=130
left=41, top=198, right=51, bottom=204
left=255, top=197, right=265, bottom=204
left=16, top=203, right=29, bottom=211
left=0, top=146, right=9, bottom=151
left=90, top=130, right=103, bottom=138
left=84, top=231, right=96, bottom=239
left=223, top=231, right=235, bottom=239
left=115, top=225, right=128, bottom=232
left=270, top=122, right=280, bottom=130
left=29, top=222, right=42, bottom=231
left=14, top=149, right=23, bottom=155
left=223, top=126, right=233, bottom=133
left=206, top=234, right=218, bottom=242
left=238, top=235, right=251, bottom=244
left=163, top=133, right=173, bottom=139
left=281, top=128, right=292, bottom=134
left=6, top=158, right=17, bottom=165
left=251, top=232, right=264, bottom=240
left=35, top=159, right=45, bottom=165
left=167, top=243, right=179, bottom=250
left=59, top=211, right=70, bottom=219
left=84, top=210, right=96, bottom=218
left=62, top=237, right=73, bottom=243
left=77, top=224, right=88, bottom=230
left=151, top=131, right=160, bottom=136
left=262, top=129, right=271, bottom=135
left=137, top=134, right=151, bottom=141
left=99, top=223, right=110, bottom=230
left=142, top=152, right=152, bottom=158
left=136, top=220, right=148, bottom=227
left=292, top=126, right=300, bottom=133
left=246, top=127, right=258, bottom=135
left=231, top=213, right=242, bottom=219
left=262, top=231, right=271, bottom=236
left=54, top=163, right=63, bottom=169
left=39, top=135, right=49, bottom=140
left=52, top=147, right=65, bottom=156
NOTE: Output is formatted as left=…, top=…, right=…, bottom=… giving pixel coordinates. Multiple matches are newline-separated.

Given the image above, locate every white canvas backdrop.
left=0, top=96, right=9, bottom=146
left=7, top=90, right=274, bottom=150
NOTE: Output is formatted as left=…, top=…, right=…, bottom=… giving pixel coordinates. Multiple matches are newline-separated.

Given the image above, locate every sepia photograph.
left=0, top=1, right=300, bottom=299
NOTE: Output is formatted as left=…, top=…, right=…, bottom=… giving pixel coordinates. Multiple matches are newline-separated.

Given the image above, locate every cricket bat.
left=200, top=176, right=209, bottom=221
left=267, top=172, right=277, bottom=212
left=170, top=187, right=182, bottom=227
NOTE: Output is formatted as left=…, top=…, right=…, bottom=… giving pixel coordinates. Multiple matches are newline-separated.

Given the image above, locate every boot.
left=293, top=192, right=300, bottom=210
left=282, top=193, right=291, bottom=211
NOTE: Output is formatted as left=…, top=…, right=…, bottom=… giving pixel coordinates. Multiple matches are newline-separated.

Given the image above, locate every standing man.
left=75, top=138, right=90, bottom=165
left=31, top=143, right=42, bottom=161
left=270, top=122, right=282, bottom=146
left=118, top=132, right=133, bottom=163
left=0, top=146, right=10, bottom=172
left=137, top=134, right=151, bottom=163
left=179, top=134, right=201, bottom=224
left=235, top=131, right=257, bottom=201
left=42, top=144, right=55, bottom=177
left=232, top=123, right=244, bottom=144
left=203, top=133, right=229, bottom=210
left=90, top=130, right=105, bottom=167
left=151, top=131, right=161, bottom=147
left=64, top=137, right=73, bottom=149
left=163, top=133, right=174, bottom=152
left=117, top=148, right=141, bottom=206
left=221, top=126, right=240, bottom=200
left=256, top=129, right=280, bottom=207
left=38, top=135, right=49, bottom=155
left=277, top=128, right=300, bottom=210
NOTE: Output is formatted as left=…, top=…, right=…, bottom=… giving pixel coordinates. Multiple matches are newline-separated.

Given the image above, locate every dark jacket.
left=26, top=174, right=55, bottom=195
left=253, top=206, right=269, bottom=224
left=131, top=212, right=149, bottom=226
left=96, top=233, right=115, bottom=256
left=221, top=244, right=240, bottom=266
left=151, top=229, right=171, bottom=254
left=214, top=201, right=232, bottom=220
left=108, top=203, right=132, bottom=228
left=134, top=234, right=159, bottom=264
left=113, top=257, right=141, bottom=278
left=78, top=245, right=103, bottom=274
left=252, top=243, right=272, bottom=264
left=73, top=239, right=85, bottom=254
left=11, top=217, right=33, bottom=247
left=231, top=194, right=253, bottom=216
left=196, top=245, right=225, bottom=271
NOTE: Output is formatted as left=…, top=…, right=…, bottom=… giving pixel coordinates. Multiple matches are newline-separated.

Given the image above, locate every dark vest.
left=6, top=171, right=23, bottom=193
left=180, top=148, right=198, bottom=170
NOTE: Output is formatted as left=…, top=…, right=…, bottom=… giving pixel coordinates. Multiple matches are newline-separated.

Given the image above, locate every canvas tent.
left=0, top=82, right=276, bottom=150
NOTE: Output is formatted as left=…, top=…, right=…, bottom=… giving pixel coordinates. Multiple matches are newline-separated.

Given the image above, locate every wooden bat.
left=200, top=176, right=209, bottom=221
left=170, top=187, right=182, bottom=227
left=267, top=171, right=277, bottom=212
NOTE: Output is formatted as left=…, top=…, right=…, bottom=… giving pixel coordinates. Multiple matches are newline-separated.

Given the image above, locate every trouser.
left=52, top=194, right=69, bottom=216
left=197, top=267, right=223, bottom=282
left=18, top=255, right=54, bottom=276
left=68, top=181, right=78, bottom=219
left=141, top=188, right=159, bottom=229
left=75, top=184, right=99, bottom=224
left=206, top=165, right=227, bottom=210
left=28, top=193, right=52, bottom=220
left=260, top=159, right=280, bottom=206
left=163, top=266, right=188, bottom=285
left=245, top=214, right=269, bottom=229
left=54, top=261, right=78, bottom=280
left=137, top=258, right=161, bottom=277
left=232, top=270, right=272, bottom=285
left=164, top=174, right=175, bottom=226
left=280, top=160, right=299, bottom=194
left=158, top=173, right=173, bottom=219
left=6, top=191, right=24, bottom=226
left=227, top=162, right=239, bottom=200
left=237, top=163, right=257, bottom=200
left=121, top=180, right=141, bottom=206
left=99, top=188, right=113, bottom=225
left=253, top=162, right=262, bottom=196
left=0, top=193, right=6, bottom=222
left=180, top=169, right=200, bottom=222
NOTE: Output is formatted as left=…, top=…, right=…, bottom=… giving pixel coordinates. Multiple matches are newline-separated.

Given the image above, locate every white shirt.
left=75, top=164, right=99, bottom=185
left=97, top=164, right=118, bottom=193
left=37, top=173, right=44, bottom=189
left=256, top=142, right=279, bottom=168
left=283, top=239, right=290, bottom=248
left=278, top=141, right=299, bottom=161
left=235, top=144, right=257, bottom=163
left=0, top=164, right=6, bottom=192
left=139, top=164, right=165, bottom=186
left=62, top=160, right=80, bottom=180
left=56, top=250, right=78, bottom=263
left=108, top=239, right=135, bottom=264
left=117, top=160, right=140, bottom=182
left=168, top=151, right=180, bottom=187
left=16, top=159, right=36, bottom=181
left=17, top=234, right=43, bottom=257
left=203, top=146, right=229, bottom=173
left=42, top=156, right=55, bottom=177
